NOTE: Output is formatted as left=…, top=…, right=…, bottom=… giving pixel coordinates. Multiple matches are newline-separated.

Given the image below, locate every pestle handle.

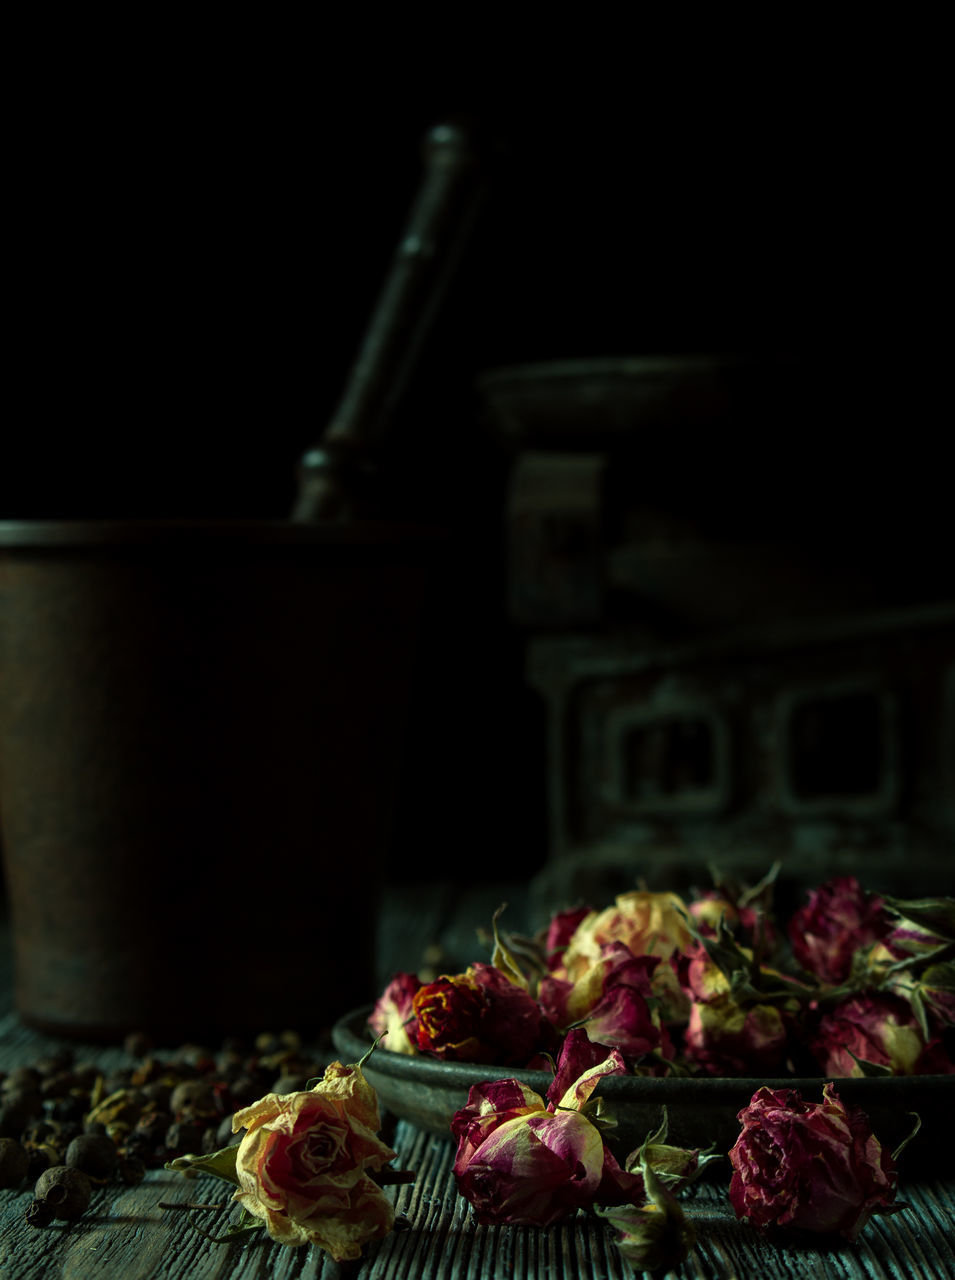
left=292, top=121, right=480, bottom=522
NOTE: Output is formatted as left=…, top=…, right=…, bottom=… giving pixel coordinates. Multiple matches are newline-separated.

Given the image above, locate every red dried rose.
left=539, top=943, right=672, bottom=1066
left=683, top=997, right=791, bottom=1077
left=809, top=991, right=955, bottom=1076
left=412, top=963, right=556, bottom=1065
left=787, top=876, right=889, bottom=985
left=689, top=889, right=779, bottom=958
left=412, top=972, right=487, bottom=1061
left=729, top=1083, right=898, bottom=1241
left=450, top=1044, right=641, bottom=1227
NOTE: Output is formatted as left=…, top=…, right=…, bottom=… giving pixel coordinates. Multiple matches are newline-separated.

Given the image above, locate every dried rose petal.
left=545, top=1028, right=627, bottom=1110
left=544, top=905, right=593, bottom=971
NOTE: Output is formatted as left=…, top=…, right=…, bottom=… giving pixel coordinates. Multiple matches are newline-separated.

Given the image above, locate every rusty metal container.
left=0, top=520, right=433, bottom=1041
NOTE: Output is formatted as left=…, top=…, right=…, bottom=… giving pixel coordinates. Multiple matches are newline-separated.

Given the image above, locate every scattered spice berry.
left=0, top=1027, right=329, bottom=1203
left=34, top=1166, right=92, bottom=1221
left=66, top=1133, right=119, bottom=1181
left=0, top=1137, right=29, bottom=1189
left=123, top=1031, right=153, bottom=1058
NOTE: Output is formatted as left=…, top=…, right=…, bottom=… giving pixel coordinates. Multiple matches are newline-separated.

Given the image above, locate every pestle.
left=291, top=121, right=482, bottom=522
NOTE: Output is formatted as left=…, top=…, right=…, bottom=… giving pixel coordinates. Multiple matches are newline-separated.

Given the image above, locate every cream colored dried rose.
left=560, top=891, right=694, bottom=1021
left=562, top=892, right=694, bottom=975
left=230, top=1061, right=397, bottom=1261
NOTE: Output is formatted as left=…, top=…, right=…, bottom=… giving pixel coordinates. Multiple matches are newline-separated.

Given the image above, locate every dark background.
left=3, top=52, right=947, bottom=882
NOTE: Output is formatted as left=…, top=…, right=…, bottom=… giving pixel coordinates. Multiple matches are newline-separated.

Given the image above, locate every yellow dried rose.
left=230, top=1061, right=397, bottom=1260
left=561, top=891, right=695, bottom=1022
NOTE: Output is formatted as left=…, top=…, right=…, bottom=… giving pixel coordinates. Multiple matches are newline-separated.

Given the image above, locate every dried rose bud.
left=540, top=944, right=672, bottom=1067
left=368, top=972, right=422, bottom=1056
left=451, top=1049, right=642, bottom=1228
left=413, top=965, right=556, bottom=1066
left=453, top=1080, right=608, bottom=1226
left=599, top=1169, right=695, bottom=1274
left=729, top=1083, right=898, bottom=1240
left=683, top=996, right=792, bottom=1077
left=788, top=876, right=889, bottom=985
left=810, top=992, right=954, bottom=1076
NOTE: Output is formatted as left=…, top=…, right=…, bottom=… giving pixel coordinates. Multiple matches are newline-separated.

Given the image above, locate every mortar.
left=0, top=519, right=433, bottom=1041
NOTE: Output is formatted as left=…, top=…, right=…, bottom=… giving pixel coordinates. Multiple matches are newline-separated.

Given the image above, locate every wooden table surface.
left=1, top=883, right=953, bottom=1280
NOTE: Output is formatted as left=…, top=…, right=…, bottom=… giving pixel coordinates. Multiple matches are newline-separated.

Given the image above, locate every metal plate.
left=334, top=1005, right=954, bottom=1173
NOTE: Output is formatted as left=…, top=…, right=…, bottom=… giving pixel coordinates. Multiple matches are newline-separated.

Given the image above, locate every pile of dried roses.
left=363, top=872, right=952, bottom=1266
left=371, top=874, right=955, bottom=1080
left=163, top=874, right=952, bottom=1268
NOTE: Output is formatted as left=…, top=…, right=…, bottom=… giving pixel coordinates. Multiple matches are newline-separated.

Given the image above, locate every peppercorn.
left=49, top=1094, right=86, bottom=1124
left=34, top=1166, right=92, bottom=1221
left=216, top=1049, right=245, bottom=1080
left=124, top=1031, right=153, bottom=1059
left=169, top=1080, right=217, bottom=1118
left=0, top=1137, right=29, bottom=1188
left=0, top=1098, right=40, bottom=1139
left=164, top=1120, right=204, bottom=1155
left=133, top=1109, right=173, bottom=1147
left=255, top=1030, right=301, bottom=1056
left=66, top=1133, right=118, bottom=1181
left=140, top=1082, right=173, bottom=1110
left=35, top=1050, right=73, bottom=1077
left=170, top=1044, right=214, bottom=1075
left=41, top=1070, right=77, bottom=1100
left=2, top=1066, right=41, bottom=1093
left=101, top=1069, right=134, bottom=1096
left=228, top=1075, right=265, bottom=1110
left=200, top=1125, right=222, bottom=1154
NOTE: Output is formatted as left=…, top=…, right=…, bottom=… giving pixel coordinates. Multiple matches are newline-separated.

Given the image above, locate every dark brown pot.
left=0, top=520, right=433, bottom=1042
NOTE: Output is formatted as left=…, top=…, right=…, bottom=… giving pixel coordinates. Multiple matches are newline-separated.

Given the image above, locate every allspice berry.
left=65, top=1133, right=118, bottom=1181
left=34, top=1165, right=92, bottom=1221
left=0, top=1137, right=29, bottom=1188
